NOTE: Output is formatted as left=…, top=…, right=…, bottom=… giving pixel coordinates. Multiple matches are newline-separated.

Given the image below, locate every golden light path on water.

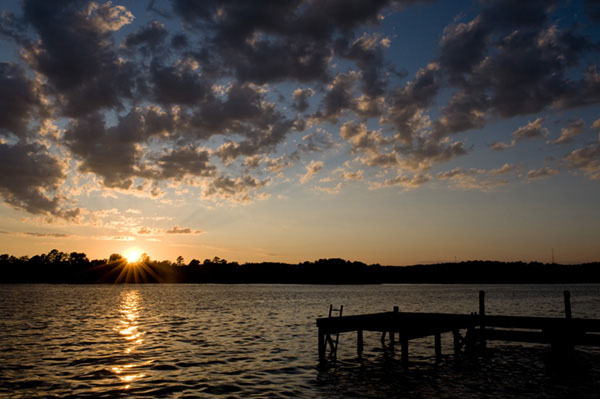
left=112, top=290, right=145, bottom=390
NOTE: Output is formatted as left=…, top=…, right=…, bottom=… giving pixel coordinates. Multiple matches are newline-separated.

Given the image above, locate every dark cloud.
left=171, top=0, right=431, bottom=85
left=157, top=146, right=216, bottom=180
left=292, top=88, right=315, bottom=112
left=64, top=108, right=177, bottom=189
left=388, top=63, right=441, bottom=143
left=123, top=20, right=169, bottom=56
left=64, top=113, right=141, bottom=189
left=434, top=0, right=596, bottom=137
left=396, top=136, right=467, bottom=170
left=584, top=0, right=600, bottom=22
left=170, top=33, right=189, bottom=49
left=314, top=72, right=358, bottom=122
left=432, top=90, right=488, bottom=137
left=149, top=60, right=212, bottom=106
left=204, top=174, right=267, bottom=202
left=0, top=9, right=30, bottom=45
left=20, top=0, right=136, bottom=116
left=335, top=33, right=388, bottom=96
left=0, top=142, right=76, bottom=217
left=0, top=62, right=42, bottom=137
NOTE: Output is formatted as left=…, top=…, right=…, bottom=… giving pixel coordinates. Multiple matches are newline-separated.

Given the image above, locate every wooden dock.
left=316, top=291, right=600, bottom=366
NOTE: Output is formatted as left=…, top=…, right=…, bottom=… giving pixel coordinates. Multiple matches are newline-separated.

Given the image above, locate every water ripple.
left=1, top=284, right=599, bottom=398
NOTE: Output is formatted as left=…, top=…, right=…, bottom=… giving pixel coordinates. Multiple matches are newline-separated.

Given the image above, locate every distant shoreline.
left=1, top=251, right=599, bottom=284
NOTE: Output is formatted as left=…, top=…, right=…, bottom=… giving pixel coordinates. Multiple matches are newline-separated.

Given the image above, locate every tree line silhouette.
left=1, top=249, right=598, bottom=284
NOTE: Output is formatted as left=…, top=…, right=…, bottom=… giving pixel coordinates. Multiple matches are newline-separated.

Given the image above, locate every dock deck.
left=316, top=291, right=600, bottom=365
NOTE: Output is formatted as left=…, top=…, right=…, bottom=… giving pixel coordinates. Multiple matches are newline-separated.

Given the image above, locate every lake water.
left=1, top=284, right=599, bottom=398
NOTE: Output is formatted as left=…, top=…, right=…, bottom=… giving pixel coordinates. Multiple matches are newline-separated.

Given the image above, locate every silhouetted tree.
left=69, top=252, right=88, bottom=266
left=109, top=253, right=124, bottom=263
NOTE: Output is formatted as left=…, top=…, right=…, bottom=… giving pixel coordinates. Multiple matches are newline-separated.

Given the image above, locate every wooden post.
left=393, top=306, right=399, bottom=312
left=453, top=329, right=460, bottom=355
left=357, top=329, right=363, bottom=357
left=564, top=290, right=572, bottom=319
left=435, top=333, right=441, bottom=361
left=479, top=290, right=486, bottom=347
left=318, top=328, right=326, bottom=362
left=401, top=336, right=409, bottom=368
left=380, top=331, right=386, bottom=344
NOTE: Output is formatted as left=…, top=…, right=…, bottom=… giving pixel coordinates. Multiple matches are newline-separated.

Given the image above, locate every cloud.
left=488, top=163, right=518, bottom=176
left=149, top=60, right=211, bottom=106
left=388, top=63, right=441, bottom=143
left=157, top=146, right=216, bottom=180
left=0, top=142, right=78, bottom=218
left=336, top=32, right=388, bottom=96
left=203, top=174, right=268, bottom=202
left=563, top=143, right=600, bottom=179
left=86, top=1, right=134, bottom=32
left=433, top=0, right=595, bottom=137
left=371, top=173, right=432, bottom=189
left=490, top=141, right=513, bottom=151
left=165, top=225, right=203, bottom=235
left=0, top=0, right=598, bottom=217
left=527, top=166, right=560, bottom=180
left=300, top=160, right=324, bottom=183
left=512, top=118, right=549, bottom=143
left=292, top=88, right=315, bottom=112
left=0, top=62, right=43, bottom=138
left=437, top=167, right=508, bottom=191
left=122, top=20, right=168, bottom=55
left=554, top=119, right=585, bottom=145
left=315, top=72, right=359, bottom=123
left=170, top=0, right=431, bottom=86
left=20, top=0, right=137, bottom=117
left=489, top=118, right=548, bottom=150
left=24, top=232, right=72, bottom=238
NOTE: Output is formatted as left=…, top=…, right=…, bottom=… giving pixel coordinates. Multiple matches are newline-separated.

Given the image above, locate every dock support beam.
left=479, top=290, right=486, bottom=347
left=453, top=329, right=460, bottom=355
left=318, top=328, right=326, bottom=362
left=357, top=329, right=363, bottom=357
left=435, top=333, right=442, bottom=361
left=401, top=336, right=409, bottom=368
left=564, top=290, right=572, bottom=319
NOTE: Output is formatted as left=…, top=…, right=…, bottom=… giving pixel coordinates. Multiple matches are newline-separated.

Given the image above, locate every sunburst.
left=123, top=247, right=143, bottom=264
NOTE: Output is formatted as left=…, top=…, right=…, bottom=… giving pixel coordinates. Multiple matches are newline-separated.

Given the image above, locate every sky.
left=0, top=0, right=599, bottom=265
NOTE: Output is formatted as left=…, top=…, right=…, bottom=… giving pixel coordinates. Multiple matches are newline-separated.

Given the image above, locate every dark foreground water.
left=1, top=284, right=599, bottom=398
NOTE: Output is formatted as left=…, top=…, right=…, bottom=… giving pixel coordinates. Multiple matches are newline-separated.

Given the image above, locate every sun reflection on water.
left=112, top=290, right=145, bottom=388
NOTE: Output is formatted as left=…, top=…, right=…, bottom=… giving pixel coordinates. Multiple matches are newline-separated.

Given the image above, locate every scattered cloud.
left=0, top=0, right=598, bottom=223
left=554, top=119, right=585, bottom=145
left=300, top=160, right=324, bottom=183
left=527, top=166, right=560, bottom=180
left=166, top=225, right=203, bottom=235
left=564, top=143, right=600, bottom=179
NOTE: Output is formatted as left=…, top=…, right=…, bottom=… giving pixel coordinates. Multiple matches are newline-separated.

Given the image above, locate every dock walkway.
left=316, top=291, right=600, bottom=365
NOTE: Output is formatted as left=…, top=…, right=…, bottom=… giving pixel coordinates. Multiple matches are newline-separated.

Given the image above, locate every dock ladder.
left=326, top=304, right=343, bottom=359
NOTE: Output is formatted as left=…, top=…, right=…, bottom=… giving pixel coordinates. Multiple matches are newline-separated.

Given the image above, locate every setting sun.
left=123, top=248, right=143, bottom=264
